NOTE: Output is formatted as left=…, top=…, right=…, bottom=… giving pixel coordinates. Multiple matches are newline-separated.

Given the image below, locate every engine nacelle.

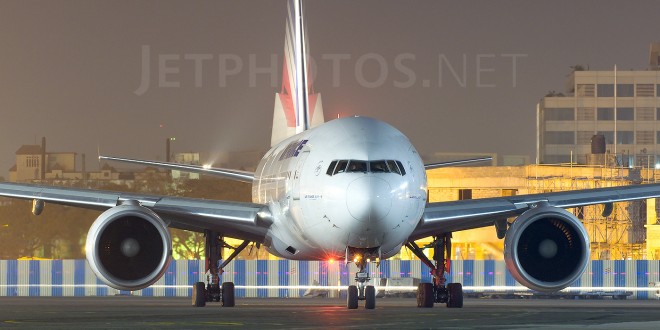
left=504, top=205, right=590, bottom=292
left=86, top=204, right=172, bottom=291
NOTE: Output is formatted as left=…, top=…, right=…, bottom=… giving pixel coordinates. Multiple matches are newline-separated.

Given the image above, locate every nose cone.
left=346, top=176, right=392, bottom=222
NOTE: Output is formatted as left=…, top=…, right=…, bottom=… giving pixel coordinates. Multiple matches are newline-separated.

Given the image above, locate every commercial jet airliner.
left=3, top=0, right=660, bottom=310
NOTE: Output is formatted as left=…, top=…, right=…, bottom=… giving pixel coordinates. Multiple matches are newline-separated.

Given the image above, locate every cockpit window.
left=396, top=160, right=406, bottom=175
left=333, top=160, right=349, bottom=175
left=386, top=160, right=400, bottom=175
left=326, top=159, right=407, bottom=176
left=346, top=160, right=368, bottom=173
left=370, top=160, right=389, bottom=173
left=326, top=160, right=338, bottom=175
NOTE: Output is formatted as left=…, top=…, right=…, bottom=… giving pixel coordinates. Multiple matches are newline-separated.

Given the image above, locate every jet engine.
left=86, top=204, right=172, bottom=291
left=504, top=205, right=590, bottom=292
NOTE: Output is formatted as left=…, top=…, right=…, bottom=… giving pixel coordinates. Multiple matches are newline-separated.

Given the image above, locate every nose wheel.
left=346, top=247, right=379, bottom=310
left=406, top=234, right=464, bottom=308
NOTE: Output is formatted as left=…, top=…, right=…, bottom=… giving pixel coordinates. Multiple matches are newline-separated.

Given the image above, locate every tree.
left=171, top=229, right=205, bottom=259
left=0, top=176, right=253, bottom=259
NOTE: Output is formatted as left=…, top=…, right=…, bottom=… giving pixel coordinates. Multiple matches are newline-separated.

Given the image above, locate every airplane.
left=3, top=0, right=660, bottom=310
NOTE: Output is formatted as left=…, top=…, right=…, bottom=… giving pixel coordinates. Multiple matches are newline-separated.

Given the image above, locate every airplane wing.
left=99, top=156, right=254, bottom=183
left=424, top=157, right=493, bottom=169
left=0, top=182, right=269, bottom=242
left=411, top=182, right=660, bottom=240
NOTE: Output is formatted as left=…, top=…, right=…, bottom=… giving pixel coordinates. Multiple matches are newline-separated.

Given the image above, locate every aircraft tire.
left=192, top=282, right=206, bottom=307
left=447, top=283, right=463, bottom=308
left=221, top=282, right=235, bottom=307
left=417, top=283, right=434, bottom=308
left=347, top=285, right=359, bottom=309
left=365, top=285, right=376, bottom=309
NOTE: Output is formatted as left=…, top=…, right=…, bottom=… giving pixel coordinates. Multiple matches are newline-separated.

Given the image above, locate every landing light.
left=655, top=163, right=660, bottom=170
left=202, top=164, right=212, bottom=169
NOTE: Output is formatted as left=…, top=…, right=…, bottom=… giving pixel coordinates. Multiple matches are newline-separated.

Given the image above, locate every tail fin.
left=271, top=0, right=324, bottom=147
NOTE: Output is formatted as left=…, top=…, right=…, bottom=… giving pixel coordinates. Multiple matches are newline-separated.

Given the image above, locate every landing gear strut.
left=406, top=233, right=463, bottom=308
left=192, top=230, right=249, bottom=308
left=346, top=247, right=378, bottom=310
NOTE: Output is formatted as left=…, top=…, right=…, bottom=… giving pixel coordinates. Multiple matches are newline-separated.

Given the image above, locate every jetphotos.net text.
left=134, top=45, right=527, bottom=95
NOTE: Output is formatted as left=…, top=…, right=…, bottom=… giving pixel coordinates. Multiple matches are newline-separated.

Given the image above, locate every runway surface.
left=2, top=296, right=660, bottom=329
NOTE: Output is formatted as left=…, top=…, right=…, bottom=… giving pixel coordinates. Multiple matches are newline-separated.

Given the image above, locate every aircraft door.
left=291, top=151, right=309, bottom=200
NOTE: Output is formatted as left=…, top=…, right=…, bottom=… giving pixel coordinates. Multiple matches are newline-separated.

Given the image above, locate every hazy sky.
left=1, top=0, right=660, bottom=174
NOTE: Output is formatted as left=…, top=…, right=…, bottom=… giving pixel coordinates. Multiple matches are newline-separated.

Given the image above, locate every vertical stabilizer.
left=271, top=0, right=324, bottom=147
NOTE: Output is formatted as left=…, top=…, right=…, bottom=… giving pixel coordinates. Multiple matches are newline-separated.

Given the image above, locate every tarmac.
left=1, top=296, right=660, bottom=329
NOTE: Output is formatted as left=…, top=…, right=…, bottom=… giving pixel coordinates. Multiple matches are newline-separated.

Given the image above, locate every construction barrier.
left=1, top=260, right=659, bottom=299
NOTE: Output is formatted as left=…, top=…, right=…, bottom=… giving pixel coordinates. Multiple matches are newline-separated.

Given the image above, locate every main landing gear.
left=346, top=247, right=378, bottom=310
left=406, top=233, right=463, bottom=308
left=192, top=230, right=250, bottom=308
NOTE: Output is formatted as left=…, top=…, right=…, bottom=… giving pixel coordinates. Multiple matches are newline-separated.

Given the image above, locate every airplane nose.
left=346, top=176, right=392, bottom=223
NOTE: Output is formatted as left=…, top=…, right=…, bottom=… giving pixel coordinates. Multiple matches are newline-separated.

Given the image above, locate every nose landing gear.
left=406, top=233, right=463, bottom=308
left=346, top=247, right=379, bottom=310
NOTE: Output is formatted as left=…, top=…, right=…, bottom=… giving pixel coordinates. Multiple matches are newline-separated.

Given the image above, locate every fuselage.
left=252, top=116, right=427, bottom=260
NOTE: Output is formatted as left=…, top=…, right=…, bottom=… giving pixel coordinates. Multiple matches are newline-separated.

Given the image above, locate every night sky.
left=1, top=0, right=660, bottom=174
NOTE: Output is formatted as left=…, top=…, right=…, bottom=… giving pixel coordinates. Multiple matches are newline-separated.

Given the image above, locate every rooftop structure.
left=538, top=43, right=660, bottom=167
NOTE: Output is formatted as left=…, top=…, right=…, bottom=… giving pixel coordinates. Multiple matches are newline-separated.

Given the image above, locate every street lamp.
left=166, top=137, right=176, bottom=163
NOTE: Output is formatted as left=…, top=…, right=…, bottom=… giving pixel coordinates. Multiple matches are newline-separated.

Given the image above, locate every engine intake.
left=86, top=205, right=172, bottom=291
left=504, top=205, right=590, bottom=292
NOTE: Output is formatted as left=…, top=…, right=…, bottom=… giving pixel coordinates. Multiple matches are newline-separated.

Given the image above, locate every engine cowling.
left=86, top=204, right=172, bottom=291
left=504, top=205, right=590, bottom=292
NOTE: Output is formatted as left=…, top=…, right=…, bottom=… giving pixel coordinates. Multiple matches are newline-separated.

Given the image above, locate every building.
left=171, top=152, right=207, bottom=180
left=8, top=138, right=79, bottom=182
left=427, top=164, right=660, bottom=260
left=538, top=43, right=660, bottom=166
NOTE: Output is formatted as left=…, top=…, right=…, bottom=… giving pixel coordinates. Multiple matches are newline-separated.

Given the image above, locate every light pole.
left=166, top=137, right=176, bottom=163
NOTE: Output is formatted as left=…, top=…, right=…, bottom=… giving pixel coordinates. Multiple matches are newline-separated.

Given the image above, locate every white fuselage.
left=252, top=116, right=427, bottom=260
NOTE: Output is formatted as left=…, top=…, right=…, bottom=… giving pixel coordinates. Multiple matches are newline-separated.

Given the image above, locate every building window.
left=597, top=107, right=614, bottom=120
left=576, top=84, right=595, bottom=97
left=458, top=189, right=472, bottom=200
left=657, top=84, right=660, bottom=96
left=616, top=131, right=634, bottom=144
left=657, top=108, right=660, bottom=120
left=576, top=107, right=594, bottom=121
left=544, top=108, right=574, bottom=121
left=616, top=84, right=634, bottom=97
left=597, top=131, right=614, bottom=144
left=617, top=107, right=634, bottom=120
left=544, top=131, right=574, bottom=144
left=636, top=155, right=655, bottom=167
left=637, top=131, right=654, bottom=145
left=636, top=84, right=655, bottom=97
left=25, top=156, right=39, bottom=168
left=637, top=107, right=655, bottom=120
left=501, top=189, right=517, bottom=197
left=577, top=131, right=594, bottom=144
left=597, top=84, right=614, bottom=97
left=543, top=155, right=571, bottom=164
left=656, top=131, right=660, bottom=144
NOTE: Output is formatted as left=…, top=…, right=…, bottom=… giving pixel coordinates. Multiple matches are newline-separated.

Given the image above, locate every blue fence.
left=1, top=260, right=659, bottom=299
